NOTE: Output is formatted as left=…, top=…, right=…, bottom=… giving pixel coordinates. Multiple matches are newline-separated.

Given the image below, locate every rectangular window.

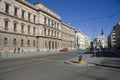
left=57, top=32, right=59, bottom=37
left=52, top=21, right=54, bottom=27
left=5, top=3, right=9, bottom=13
left=54, top=22, right=56, bottom=28
left=48, top=29, right=50, bottom=36
left=13, top=23, right=17, bottom=31
left=28, top=26, right=30, bottom=34
left=28, top=13, right=31, bottom=21
left=48, top=19, right=50, bottom=26
left=44, top=17, right=46, bottom=25
left=21, top=10, right=25, bottom=19
left=44, top=27, right=46, bottom=36
left=14, top=7, right=18, bottom=16
left=51, top=30, right=53, bottom=36
left=4, top=20, right=8, bottom=30
left=55, top=31, right=56, bottom=37
left=33, top=27, right=35, bottom=35
left=21, top=25, right=24, bottom=33
left=33, top=15, right=36, bottom=23
left=57, top=23, right=59, bottom=29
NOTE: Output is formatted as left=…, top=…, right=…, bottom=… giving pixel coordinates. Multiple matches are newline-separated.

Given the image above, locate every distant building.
left=75, top=30, right=90, bottom=50
left=92, top=30, right=105, bottom=51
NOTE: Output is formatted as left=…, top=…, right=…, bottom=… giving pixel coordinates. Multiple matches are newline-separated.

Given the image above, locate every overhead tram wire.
left=69, top=10, right=120, bottom=24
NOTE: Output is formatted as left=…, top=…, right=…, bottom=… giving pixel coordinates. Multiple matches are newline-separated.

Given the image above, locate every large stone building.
left=0, top=0, right=76, bottom=53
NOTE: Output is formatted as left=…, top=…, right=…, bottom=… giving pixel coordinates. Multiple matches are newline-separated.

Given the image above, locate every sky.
left=28, top=0, right=120, bottom=41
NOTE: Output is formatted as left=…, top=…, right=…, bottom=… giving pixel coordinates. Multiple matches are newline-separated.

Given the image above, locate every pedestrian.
left=18, top=47, right=20, bottom=53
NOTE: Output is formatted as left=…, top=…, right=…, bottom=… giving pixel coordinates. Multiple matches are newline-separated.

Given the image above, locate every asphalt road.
left=0, top=50, right=120, bottom=80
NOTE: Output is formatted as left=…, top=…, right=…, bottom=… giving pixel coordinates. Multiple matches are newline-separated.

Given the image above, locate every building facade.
left=75, top=30, right=90, bottom=50
left=92, top=30, right=105, bottom=50
left=108, top=27, right=116, bottom=49
left=0, top=0, right=76, bottom=53
left=108, top=22, right=120, bottom=50
left=115, top=22, right=120, bottom=49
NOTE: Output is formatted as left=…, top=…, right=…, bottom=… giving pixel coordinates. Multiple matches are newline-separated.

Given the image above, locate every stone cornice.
left=16, top=0, right=61, bottom=22
left=0, top=30, right=37, bottom=38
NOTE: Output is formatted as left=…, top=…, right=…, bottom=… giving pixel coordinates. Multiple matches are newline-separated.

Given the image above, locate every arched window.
left=33, top=40, right=35, bottom=47
left=55, top=41, right=57, bottom=49
left=49, top=41, right=51, bottom=49
left=52, top=41, right=54, bottom=49
left=13, top=38, right=17, bottom=47
left=21, top=39, right=24, bottom=47
left=45, top=41, right=47, bottom=48
left=4, top=37, right=8, bottom=47
left=28, top=40, right=30, bottom=47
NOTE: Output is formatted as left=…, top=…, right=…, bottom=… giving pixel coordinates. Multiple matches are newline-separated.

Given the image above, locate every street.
left=0, top=50, right=120, bottom=80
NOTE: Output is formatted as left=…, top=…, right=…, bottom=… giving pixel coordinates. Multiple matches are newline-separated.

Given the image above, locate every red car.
left=60, top=48, right=68, bottom=52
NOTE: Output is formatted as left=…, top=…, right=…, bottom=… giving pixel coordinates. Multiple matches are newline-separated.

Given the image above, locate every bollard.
left=78, top=58, right=83, bottom=64
left=78, top=52, right=83, bottom=64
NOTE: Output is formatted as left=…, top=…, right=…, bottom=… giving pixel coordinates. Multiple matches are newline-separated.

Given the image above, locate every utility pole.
left=93, top=26, right=96, bottom=57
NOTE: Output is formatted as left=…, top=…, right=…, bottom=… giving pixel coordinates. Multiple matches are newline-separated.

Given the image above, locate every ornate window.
left=4, top=20, right=8, bottom=30
left=33, top=40, right=35, bottom=47
left=4, top=37, right=8, bottom=47
left=13, top=38, right=17, bottom=47
left=5, top=3, right=9, bottom=13
left=33, top=27, right=35, bottom=35
left=21, top=10, right=25, bottom=19
left=27, top=40, right=30, bottom=47
left=21, top=39, right=24, bottom=47
left=14, top=7, right=18, bottom=16
left=21, top=25, right=24, bottom=33
left=13, top=23, right=17, bottom=31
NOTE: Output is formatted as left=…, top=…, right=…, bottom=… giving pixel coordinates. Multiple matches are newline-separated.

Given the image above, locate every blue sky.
left=28, top=0, right=120, bottom=41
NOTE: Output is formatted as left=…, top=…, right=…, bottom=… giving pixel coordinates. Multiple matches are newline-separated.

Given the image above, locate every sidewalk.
left=0, top=49, right=76, bottom=60
left=0, top=50, right=61, bottom=59
left=64, top=54, right=120, bottom=68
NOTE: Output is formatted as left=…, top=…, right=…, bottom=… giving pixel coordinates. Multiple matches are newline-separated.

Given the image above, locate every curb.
left=64, top=61, right=95, bottom=67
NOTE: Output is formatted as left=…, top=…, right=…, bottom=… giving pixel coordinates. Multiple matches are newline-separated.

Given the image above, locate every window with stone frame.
left=14, top=7, right=18, bottom=16
left=27, top=40, right=30, bottom=47
left=21, top=10, right=25, bottom=19
left=13, top=38, right=17, bottom=47
left=13, top=23, right=17, bottom=31
left=33, top=27, right=36, bottom=35
left=28, top=12, right=31, bottom=21
left=33, top=40, right=35, bottom=47
left=4, top=20, right=8, bottom=30
left=21, top=24, right=24, bottom=33
left=5, top=3, right=9, bottom=13
left=28, top=26, right=30, bottom=34
left=4, top=37, right=8, bottom=47
left=21, top=39, right=24, bottom=47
